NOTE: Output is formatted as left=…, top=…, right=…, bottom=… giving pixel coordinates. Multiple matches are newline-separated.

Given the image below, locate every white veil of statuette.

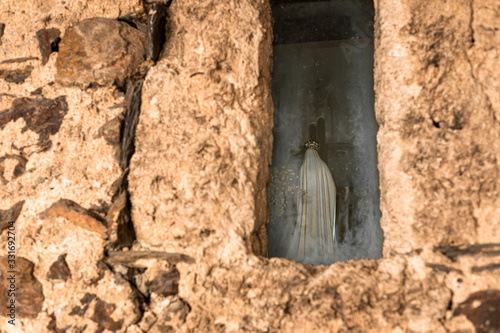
left=285, top=139, right=336, bottom=265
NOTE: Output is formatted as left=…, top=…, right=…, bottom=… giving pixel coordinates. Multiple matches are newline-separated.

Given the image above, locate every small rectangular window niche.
left=267, top=0, right=383, bottom=265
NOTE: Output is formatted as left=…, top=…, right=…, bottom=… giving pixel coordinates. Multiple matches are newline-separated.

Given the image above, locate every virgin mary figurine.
left=285, top=139, right=336, bottom=265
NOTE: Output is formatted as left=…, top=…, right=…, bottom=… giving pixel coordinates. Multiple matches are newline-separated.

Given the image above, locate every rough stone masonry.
left=0, top=0, right=499, bottom=332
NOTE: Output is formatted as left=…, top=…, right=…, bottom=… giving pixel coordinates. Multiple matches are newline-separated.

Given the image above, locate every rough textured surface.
left=56, top=18, right=146, bottom=88
left=0, top=155, right=27, bottom=184
left=40, top=199, right=108, bottom=238
left=47, top=254, right=72, bottom=281
left=0, top=1, right=144, bottom=331
left=36, top=28, right=61, bottom=65
left=1, top=66, right=34, bottom=84
left=145, top=268, right=180, bottom=297
left=0, top=201, right=24, bottom=232
left=0, top=257, right=44, bottom=318
left=129, top=0, right=274, bottom=259
left=0, top=96, right=68, bottom=149
left=376, top=0, right=500, bottom=255
left=453, top=289, right=500, bottom=333
left=0, top=0, right=499, bottom=331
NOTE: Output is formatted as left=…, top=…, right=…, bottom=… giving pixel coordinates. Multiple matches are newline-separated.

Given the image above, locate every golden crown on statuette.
left=305, top=139, right=319, bottom=150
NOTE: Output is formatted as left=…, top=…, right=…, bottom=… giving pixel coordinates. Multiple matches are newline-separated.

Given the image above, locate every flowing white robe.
left=285, top=148, right=336, bottom=265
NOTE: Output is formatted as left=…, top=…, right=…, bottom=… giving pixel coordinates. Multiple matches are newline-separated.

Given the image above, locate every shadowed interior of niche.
left=267, top=0, right=383, bottom=265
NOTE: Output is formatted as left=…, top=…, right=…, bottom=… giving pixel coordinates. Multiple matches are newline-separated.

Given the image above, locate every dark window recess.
left=267, top=0, right=382, bottom=265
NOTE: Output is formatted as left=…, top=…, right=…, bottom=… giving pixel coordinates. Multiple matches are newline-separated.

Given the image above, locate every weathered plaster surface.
left=377, top=0, right=500, bottom=254
left=0, top=1, right=144, bottom=332
left=0, top=0, right=499, bottom=332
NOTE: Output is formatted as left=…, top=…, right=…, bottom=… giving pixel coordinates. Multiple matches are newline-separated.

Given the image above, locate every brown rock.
left=97, top=113, right=124, bottom=163
left=30, top=87, right=43, bottom=96
left=55, top=18, right=147, bottom=88
left=47, top=254, right=72, bottom=281
left=105, top=251, right=194, bottom=267
left=69, top=292, right=96, bottom=316
left=0, top=96, right=68, bottom=147
left=1, top=66, right=33, bottom=84
left=0, top=257, right=44, bottom=318
left=0, top=154, right=28, bottom=184
left=40, top=199, right=108, bottom=238
left=90, top=298, right=123, bottom=331
left=0, top=57, right=38, bottom=64
left=98, top=114, right=123, bottom=146
left=150, top=297, right=191, bottom=333
left=453, top=290, right=500, bottom=333
left=0, top=201, right=24, bottom=233
left=36, top=28, right=61, bottom=65
left=0, top=23, right=4, bottom=45
left=435, top=243, right=500, bottom=262
left=146, top=268, right=180, bottom=297
left=118, top=12, right=148, bottom=34
left=47, top=313, right=69, bottom=333
left=105, top=190, right=135, bottom=249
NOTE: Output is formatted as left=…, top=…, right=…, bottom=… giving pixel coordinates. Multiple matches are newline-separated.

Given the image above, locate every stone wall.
left=0, top=0, right=499, bottom=332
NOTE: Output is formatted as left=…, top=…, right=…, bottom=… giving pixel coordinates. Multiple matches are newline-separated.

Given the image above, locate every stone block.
left=55, top=18, right=146, bottom=88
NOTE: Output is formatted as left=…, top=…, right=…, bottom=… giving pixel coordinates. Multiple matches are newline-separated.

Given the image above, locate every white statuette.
left=285, top=140, right=336, bottom=265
